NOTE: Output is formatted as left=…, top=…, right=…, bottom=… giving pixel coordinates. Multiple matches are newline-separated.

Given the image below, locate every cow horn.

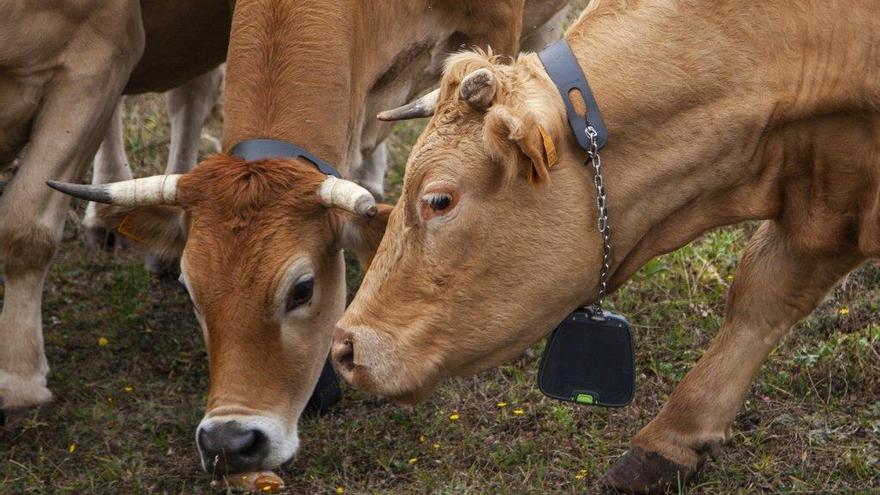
left=460, top=68, right=496, bottom=111
left=46, top=175, right=181, bottom=206
left=319, top=176, right=377, bottom=217
left=377, top=89, right=439, bottom=121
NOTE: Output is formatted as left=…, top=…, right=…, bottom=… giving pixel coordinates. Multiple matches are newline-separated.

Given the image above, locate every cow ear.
left=334, top=204, right=393, bottom=271
left=96, top=203, right=188, bottom=258
left=483, top=105, right=558, bottom=184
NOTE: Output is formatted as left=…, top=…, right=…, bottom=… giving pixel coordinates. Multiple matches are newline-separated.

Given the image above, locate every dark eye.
left=286, top=275, right=314, bottom=312
left=425, top=193, right=452, bottom=211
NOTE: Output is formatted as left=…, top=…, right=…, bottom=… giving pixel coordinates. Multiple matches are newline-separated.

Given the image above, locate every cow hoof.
left=599, top=447, right=693, bottom=494
left=0, top=372, right=53, bottom=411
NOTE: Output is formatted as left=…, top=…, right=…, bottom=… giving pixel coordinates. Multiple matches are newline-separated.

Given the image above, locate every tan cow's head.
left=332, top=51, right=606, bottom=402
left=50, top=155, right=389, bottom=474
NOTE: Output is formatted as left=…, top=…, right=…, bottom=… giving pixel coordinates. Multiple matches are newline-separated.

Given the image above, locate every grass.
left=2, top=19, right=879, bottom=495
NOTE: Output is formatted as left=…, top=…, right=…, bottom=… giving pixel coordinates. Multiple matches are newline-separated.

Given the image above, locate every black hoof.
left=599, top=446, right=693, bottom=494
left=303, top=359, right=342, bottom=417
left=0, top=410, right=5, bottom=426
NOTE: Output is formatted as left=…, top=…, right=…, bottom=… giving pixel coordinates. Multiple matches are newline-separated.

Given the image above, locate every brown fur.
left=335, top=0, right=879, bottom=490
left=104, top=0, right=571, bottom=472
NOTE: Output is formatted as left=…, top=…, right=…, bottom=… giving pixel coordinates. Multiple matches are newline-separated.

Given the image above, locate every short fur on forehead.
left=178, top=154, right=327, bottom=218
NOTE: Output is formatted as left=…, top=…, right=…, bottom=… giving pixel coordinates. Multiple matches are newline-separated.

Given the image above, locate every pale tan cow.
left=83, top=66, right=225, bottom=276
left=0, top=0, right=230, bottom=411
left=332, top=0, right=880, bottom=492
left=51, top=0, right=570, bottom=476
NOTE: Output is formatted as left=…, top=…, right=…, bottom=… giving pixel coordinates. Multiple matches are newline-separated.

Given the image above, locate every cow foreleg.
left=601, top=221, right=864, bottom=493
left=83, top=103, right=134, bottom=252
left=0, top=21, right=144, bottom=412
left=144, top=66, right=223, bottom=277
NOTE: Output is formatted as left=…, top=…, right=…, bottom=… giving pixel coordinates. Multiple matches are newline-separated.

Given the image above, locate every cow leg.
left=83, top=102, right=133, bottom=252
left=0, top=25, right=144, bottom=413
left=353, top=142, right=387, bottom=202
left=601, top=221, right=864, bottom=493
left=144, top=66, right=223, bottom=277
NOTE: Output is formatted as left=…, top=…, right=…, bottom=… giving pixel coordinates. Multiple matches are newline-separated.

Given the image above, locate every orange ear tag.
left=117, top=213, right=145, bottom=245
left=539, top=126, right=559, bottom=169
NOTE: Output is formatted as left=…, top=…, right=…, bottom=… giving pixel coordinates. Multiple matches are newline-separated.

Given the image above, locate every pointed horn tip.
left=365, top=205, right=378, bottom=217
left=46, top=180, right=112, bottom=203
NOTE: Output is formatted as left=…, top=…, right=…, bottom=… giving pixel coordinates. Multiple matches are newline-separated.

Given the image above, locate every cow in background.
left=0, top=0, right=231, bottom=414
left=83, top=66, right=225, bottom=276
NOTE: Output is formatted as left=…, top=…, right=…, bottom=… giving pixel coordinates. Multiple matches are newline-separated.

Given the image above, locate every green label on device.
left=575, top=393, right=595, bottom=404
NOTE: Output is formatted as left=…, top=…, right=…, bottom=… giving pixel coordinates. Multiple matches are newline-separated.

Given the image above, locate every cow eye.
left=426, top=193, right=451, bottom=211
left=286, top=275, right=314, bottom=312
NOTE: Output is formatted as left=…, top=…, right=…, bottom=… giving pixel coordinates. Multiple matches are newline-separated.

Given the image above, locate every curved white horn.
left=460, top=68, right=497, bottom=111
left=47, top=175, right=181, bottom=206
left=319, top=176, right=377, bottom=217
left=377, top=89, right=439, bottom=121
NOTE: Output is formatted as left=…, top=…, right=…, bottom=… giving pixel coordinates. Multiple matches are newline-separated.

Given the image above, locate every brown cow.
left=51, top=0, right=570, bottom=476
left=332, top=0, right=880, bottom=492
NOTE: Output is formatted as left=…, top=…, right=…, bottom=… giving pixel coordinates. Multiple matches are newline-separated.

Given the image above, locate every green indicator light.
left=575, top=393, right=595, bottom=404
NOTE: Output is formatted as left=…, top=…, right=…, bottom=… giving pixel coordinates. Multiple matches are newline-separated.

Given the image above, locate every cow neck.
left=555, top=1, right=864, bottom=292
left=222, top=1, right=359, bottom=172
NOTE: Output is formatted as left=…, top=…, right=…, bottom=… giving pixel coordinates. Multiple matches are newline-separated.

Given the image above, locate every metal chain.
left=585, top=125, right=612, bottom=318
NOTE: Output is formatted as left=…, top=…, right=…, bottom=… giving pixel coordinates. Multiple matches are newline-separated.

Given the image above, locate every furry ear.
left=96, top=203, right=188, bottom=259
left=334, top=204, right=393, bottom=271
left=483, top=105, right=558, bottom=184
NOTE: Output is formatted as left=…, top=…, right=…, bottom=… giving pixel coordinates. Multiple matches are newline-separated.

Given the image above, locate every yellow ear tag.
left=539, top=126, right=558, bottom=169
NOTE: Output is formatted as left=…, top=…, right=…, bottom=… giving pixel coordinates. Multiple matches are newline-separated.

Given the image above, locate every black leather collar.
left=230, top=139, right=342, bottom=178
left=538, top=39, right=608, bottom=151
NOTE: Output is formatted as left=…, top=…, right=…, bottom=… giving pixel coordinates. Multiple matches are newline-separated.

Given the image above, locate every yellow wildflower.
left=448, top=412, right=460, bottom=421
left=335, top=487, right=345, bottom=494
left=98, top=336, right=109, bottom=347
left=418, top=435, right=426, bottom=444
left=496, top=401, right=508, bottom=408
left=726, top=274, right=734, bottom=282
left=512, top=408, right=525, bottom=416
left=838, top=307, right=849, bottom=316
left=68, top=443, right=77, bottom=453
left=408, top=457, right=418, bottom=465
left=124, top=386, right=133, bottom=393
left=575, top=468, right=588, bottom=480
left=432, top=443, right=441, bottom=450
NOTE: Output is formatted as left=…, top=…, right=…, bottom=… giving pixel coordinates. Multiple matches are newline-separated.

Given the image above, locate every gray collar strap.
left=538, top=39, right=608, bottom=151
left=230, top=139, right=342, bottom=178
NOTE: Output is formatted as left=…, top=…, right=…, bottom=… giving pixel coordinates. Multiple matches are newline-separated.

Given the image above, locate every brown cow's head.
left=332, top=51, right=604, bottom=402
left=50, top=155, right=389, bottom=474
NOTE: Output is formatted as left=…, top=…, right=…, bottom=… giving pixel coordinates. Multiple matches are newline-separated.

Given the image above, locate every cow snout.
left=197, top=421, right=269, bottom=475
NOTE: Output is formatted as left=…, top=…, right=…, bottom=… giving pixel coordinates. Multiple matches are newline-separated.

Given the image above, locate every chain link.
left=585, top=125, right=612, bottom=318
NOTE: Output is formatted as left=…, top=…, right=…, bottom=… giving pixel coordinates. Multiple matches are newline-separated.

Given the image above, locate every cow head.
left=332, top=51, right=605, bottom=402
left=50, top=155, right=390, bottom=474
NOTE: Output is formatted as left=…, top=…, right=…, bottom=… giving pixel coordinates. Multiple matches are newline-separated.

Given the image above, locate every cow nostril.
left=335, top=338, right=355, bottom=373
left=197, top=423, right=269, bottom=474
left=238, top=429, right=266, bottom=458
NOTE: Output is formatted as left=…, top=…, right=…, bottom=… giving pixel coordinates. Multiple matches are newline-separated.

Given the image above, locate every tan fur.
left=335, top=0, right=880, bottom=485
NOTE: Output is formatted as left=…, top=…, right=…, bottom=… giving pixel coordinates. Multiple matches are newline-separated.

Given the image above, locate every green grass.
left=2, top=25, right=879, bottom=495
